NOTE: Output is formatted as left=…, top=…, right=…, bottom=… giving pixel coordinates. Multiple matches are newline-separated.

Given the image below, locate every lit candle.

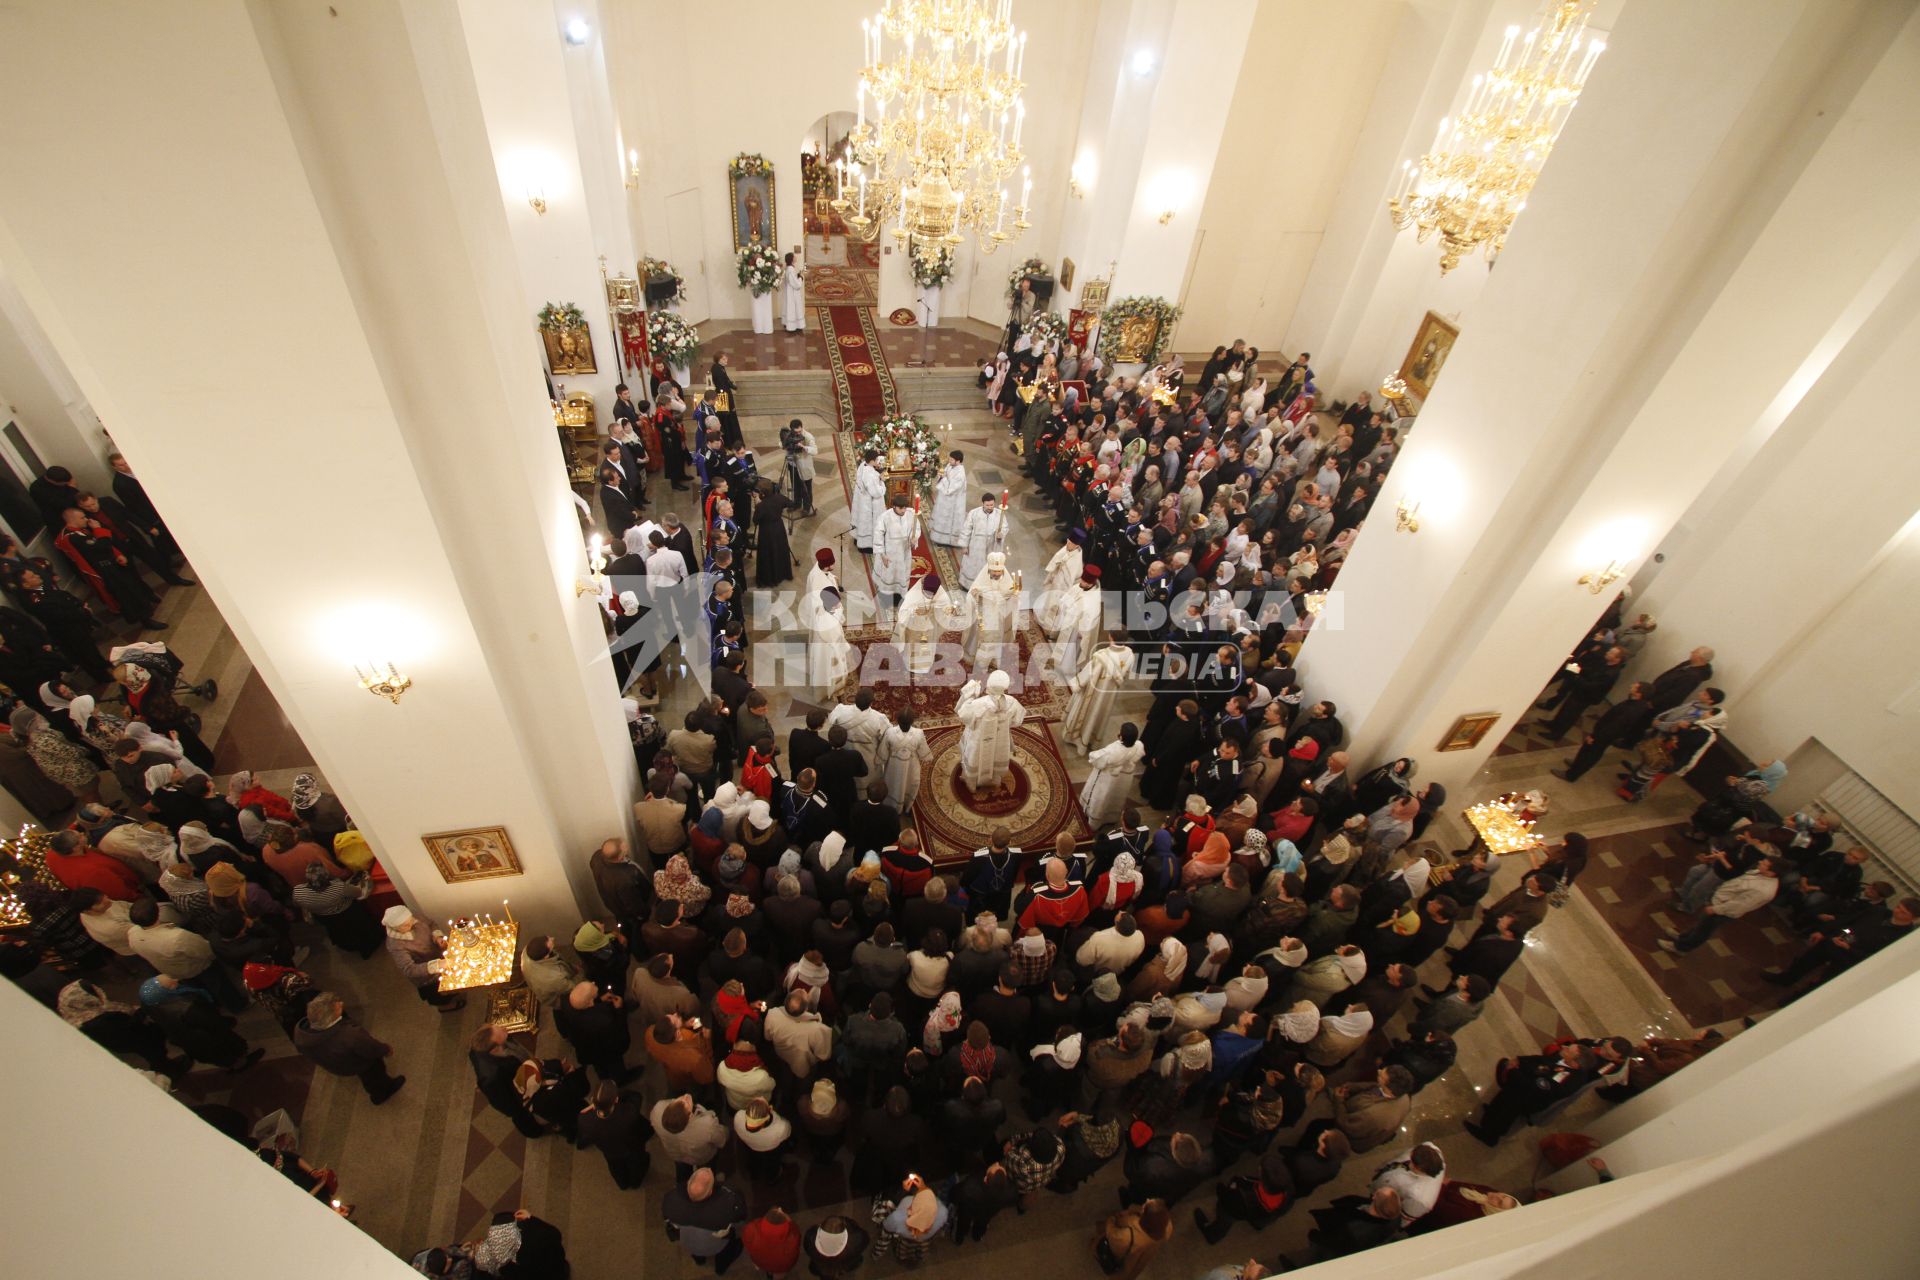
left=861, top=17, right=869, bottom=64
left=1021, top=165, right=1032, bottom=207
left=1016, top=31, right=1027, bottom=79
left=857, top=80, right=866, bottom=131
left=996, top=189, right=1007, bottom=232
left=858, top=173, right=867, bottom=217
left=1013, top=100, right=1024, bottom=148
left=835, top=159, right=844, bottom=200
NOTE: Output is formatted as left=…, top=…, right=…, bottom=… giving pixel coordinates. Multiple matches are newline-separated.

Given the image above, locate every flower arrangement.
left=639, top=256, right=687, bottom=304
left=1025, top=309, right=1067, bottom=349
left=645, top=309, right=700, bottom=370
left=1006, top=255, right=1051, bottom=299
left=736, top=241, right=782, bottom=296
left=728, top=153, right=773, bottom=177
left=910, top=244, right=956, bottom=290
left=536, top=302, right=586, bottom=334
left=853, top=414, right=944, bottom=493
left=1097, top=295, right=1183, bottom=363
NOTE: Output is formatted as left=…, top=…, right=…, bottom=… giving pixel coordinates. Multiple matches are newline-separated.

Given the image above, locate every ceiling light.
left=1130, top=49, right=1157, bottom=77
left=563, top=17, right=591, bottom=45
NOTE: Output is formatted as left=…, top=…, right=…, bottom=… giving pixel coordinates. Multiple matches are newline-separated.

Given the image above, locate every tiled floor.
left=696, top=316, right=1000, bottom=370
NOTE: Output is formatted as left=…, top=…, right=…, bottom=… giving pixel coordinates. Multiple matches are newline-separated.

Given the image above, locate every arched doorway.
left=799, top=111, right=877, bottom=306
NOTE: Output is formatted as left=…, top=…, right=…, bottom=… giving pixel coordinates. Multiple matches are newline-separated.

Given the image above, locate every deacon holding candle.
left=873, top=492, right=919, bottom=610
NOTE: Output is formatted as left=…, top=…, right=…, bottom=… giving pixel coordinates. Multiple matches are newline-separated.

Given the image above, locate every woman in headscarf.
left=1124, top=936, right=1188, bottom=1003
left=879, top=1180, right=949, bottom=1267
left=1089, top=852, right=1143, bottom=920
left=291, top=859, right=382, bottom=958
left=1305, top=1004, right=1375, bottom=1069
left=224, top=768, right=290, bottom=818
left=513, top=1056, right=590, bottom=1140
left=1134, top=1029, right=1211, bottom=1126
left=652, top=853, right=712, bottom=915
left=921, top=990, right=963, bottom=1056
left=59, top=980, right=184, bottom=1076
left=8, top=702, right=97, bottom=798
left=795, top=1075, right=852, bottom=1164
left=738, top=800, right=785, bottom=867
left=65, top=692, right=127, bottom=756
left=710, top=844, right=761, bottom=903
left=1292, top=945, right=1367, bottom=1010
left=1181, top=831, right=1233, bottom=889
left=1354, top=757, right=1418, bottom=818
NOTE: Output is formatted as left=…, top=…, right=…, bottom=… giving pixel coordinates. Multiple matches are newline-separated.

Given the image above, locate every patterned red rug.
left=910, top=721, right=1090, bottom=864
left=842, top=622, right=1071, bottom=730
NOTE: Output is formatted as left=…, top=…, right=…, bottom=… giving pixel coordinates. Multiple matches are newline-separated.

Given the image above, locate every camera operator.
left=780, top=417, right=818, bottom=517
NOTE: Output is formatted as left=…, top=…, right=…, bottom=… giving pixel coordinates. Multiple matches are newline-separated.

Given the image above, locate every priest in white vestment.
left=1054, top=568, right=1108, bottom=678
left=877, top=710, right=934, bottom=811
left=780, top=253, right=807, bottom=332
left=929, top=452, right=968, bottom=547
left=826, top=689, right=891, bottom=775
left=958, top=494, right=1007, bottom=585
left=1035, top=530, right=1085, bottom=638
left=873, top=496, right=919, bottom=605
left=1061, top=636, right=1134, bottom=750
left=810, top=586, right=859, bottom=698
left=1079, top=723, right=1144, bottom=825
left=851, top=451, right=885, bottom=552
left=963, top=552, right=1020, bottom=665
left=890, top=573, right=946, bottom=674
left=798, top=547, right=839, bottom=632
left=956, top=668, right=1025, bottom=795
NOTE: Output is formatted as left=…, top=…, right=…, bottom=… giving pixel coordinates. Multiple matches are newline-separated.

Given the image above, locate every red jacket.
left=1019, top=884, right=1089, bottom=933
left=48, top=848, right=144, bottom=901
left=742, top=1217, right=802, bottom=1275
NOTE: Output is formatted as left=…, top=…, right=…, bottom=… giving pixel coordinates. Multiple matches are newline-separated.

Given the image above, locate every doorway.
left=799, top=111, right=877, bottom=306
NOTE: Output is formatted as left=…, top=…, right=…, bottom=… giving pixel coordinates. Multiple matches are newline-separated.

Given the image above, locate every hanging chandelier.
left=1387, top=0, right=1604, bottom=273
left=831, top=0, right=1032, bottom=256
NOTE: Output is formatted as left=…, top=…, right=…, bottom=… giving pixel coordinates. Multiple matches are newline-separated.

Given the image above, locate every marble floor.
left=46, top=332, right=1800, bottom=1277
left=696, top=315, right=1002, bottom=371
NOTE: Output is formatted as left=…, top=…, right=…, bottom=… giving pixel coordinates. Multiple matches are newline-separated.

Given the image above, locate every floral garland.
left=645, top=310, right=700, bottom=370
left=536, top=302, right=585, bottom=334
left=639, top=256, right=687, bottom=304
left=728, top=152, right=773, bottom=177
left=1025, top=309, right=1067, bottom=349
left=1006, top=255, right=1051, bottom=299
left=853, top=414, right=944, bottom=493
left=1097, top=295, right=1183, bottom=363
left=736, top=241, right=782, bottom=296
left=909, top=243, right=956, bottom=289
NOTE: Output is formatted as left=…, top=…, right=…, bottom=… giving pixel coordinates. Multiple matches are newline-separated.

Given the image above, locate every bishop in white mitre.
left=958, top=493, right=1008, bottom=586
left=1061, top=634, right=1134, bottom=750
left=851, top=450, right=886, bottom=552
left=963, top=551, right=1021, bottom=665
left=929, top=451, right=968, bottom=547
left=956, top=668, right=1026, bottom=794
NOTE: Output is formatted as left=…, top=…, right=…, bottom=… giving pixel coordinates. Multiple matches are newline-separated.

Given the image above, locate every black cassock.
left=754, top=489, right=794, bottom=587
left=710, top=361, right=743, bottom=448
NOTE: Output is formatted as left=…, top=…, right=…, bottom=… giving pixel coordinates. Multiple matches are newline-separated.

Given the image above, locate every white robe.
left=878, top=724, right=934, bottom=811
left=956, top=687, right=1025, bottom=789
left=1036, top=542, right=1083, bottom=637
left=781, top=265, right=806, bottom=331
left=1079, top=738, right=1144, bottom=825
left=852, top=463, right=886, bottom=550
left=810, top=607, right=859, bottom=697
left=929, top=463, right=968, bottom=546
left=1055, top=583, right=1106, bottom=679
left=826, top=703, right=891, bottom=775
left=873, top=506, right=919, bottom=597
left=958, top=506, right=1007, bottom=585
left=963, top=569, right=1020, bottom=662
left=1061, top=644, right=1134, bottom=749
left=890, top=582, right=947, bottom=674
left=798, top=564, right=838, bottom=632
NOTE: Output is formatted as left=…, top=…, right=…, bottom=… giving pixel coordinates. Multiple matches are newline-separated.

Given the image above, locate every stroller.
left=108, top=641, right=218, bottom=702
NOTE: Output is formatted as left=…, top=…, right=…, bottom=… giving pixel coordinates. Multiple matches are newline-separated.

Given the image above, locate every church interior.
left=0, top=1, right=1918, bottom=1277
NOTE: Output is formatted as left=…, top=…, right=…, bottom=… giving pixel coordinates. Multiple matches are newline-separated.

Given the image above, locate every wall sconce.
left=1147, top=170, right=1192, bottom=225
left=576, top=534, right=609, bottom=597
left=1068, top=155, right=1094, bottom=200
left=526, top=185, right=548, bottom=215
left=624, top=148, right=641, bottom=191
left=1578, top=560, right=1627, bottom=594
left=1395, top=497, right=1420, bottom=533
left=355, top=661, right=413, bottom=704
left=1157, top=207, right=1176, bottom=225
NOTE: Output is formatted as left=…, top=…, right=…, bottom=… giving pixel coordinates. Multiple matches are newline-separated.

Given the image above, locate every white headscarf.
left=1332, top=950, right=1367, bottom=985
left=1395, top=857, right=1432, bottom=898
left=1276, top=1000, right=1321, bottom=1042
left=618, top=590, right=641, bottom=617
left=1029, top=1030, right=1083, bottom=1068
left=1158, top=936, right=1188, bottom=984
left=144, top=763, right=177, bottom=794
left=1319, top=1007, right=1375, bottom=1040
left=816, top=831, right=848, bottom=874
left=66, top=693, right=96, bottom=730
left=1101, top=853, right=1141, bottom=908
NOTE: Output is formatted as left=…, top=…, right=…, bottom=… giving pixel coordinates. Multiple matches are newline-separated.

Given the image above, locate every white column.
left=0, top=0, right=637, bottom=933
left=1054, top=0, right=1256, bottom=313
left=1295, top=0, right=1920, bottom=797
left=0, top=265, right=114, bottom=504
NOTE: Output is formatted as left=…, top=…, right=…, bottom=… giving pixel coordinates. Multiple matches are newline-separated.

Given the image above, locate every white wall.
left=605, top=0, right=1098, bottom=324
left=1175, top=0, right=1403, bottom=354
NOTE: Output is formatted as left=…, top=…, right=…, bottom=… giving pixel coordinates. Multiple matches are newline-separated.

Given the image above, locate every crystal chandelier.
left=1387, top=0, right=1604, bottom=273
left=831, top=0, right=1032, bottom=256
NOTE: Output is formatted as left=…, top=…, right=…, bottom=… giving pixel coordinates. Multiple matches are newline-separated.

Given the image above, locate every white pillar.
left=1054, top=0, right=1256, bottom=314
left=1295, top=0, right=1920, bottom=797
left=0, top=0, right=637, bottom=933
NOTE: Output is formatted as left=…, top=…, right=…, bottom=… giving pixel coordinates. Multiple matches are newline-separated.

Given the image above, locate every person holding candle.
left=929, top=450, right=969, bottom=547
left=381, top=906, right=466, bottom=1013
left=958, top=491, right=1008, bottom=585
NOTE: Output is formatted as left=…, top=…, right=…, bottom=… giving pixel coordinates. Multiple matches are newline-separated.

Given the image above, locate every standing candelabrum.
left=438, top=898, right=538, bottom=1033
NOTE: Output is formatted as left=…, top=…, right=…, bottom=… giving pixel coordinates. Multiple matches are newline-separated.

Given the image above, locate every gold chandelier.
left=831, top=0, right=1032, bottom=256
left=1388, top=0, right=1604, bottom=273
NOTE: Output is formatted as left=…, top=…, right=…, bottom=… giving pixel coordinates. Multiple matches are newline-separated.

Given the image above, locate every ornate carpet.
left=842, top=620, right=1070, bottom=730
left=910, top=721, right=1091, bottom=864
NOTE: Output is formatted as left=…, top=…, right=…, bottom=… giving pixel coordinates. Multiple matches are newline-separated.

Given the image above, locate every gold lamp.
left=1578, top=559, right=1626, bottom=594
left=1388, top=0, right=1604, bottom=273
left=1395, top=496, right=1421, bottom=534
left=355, top=661, right=413, bottom=705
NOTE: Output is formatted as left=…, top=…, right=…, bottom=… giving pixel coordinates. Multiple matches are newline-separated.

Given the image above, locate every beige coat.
left=1334, top=1086, right=1409, bottom=1152
left=764, top=1007, right=835, bottom=1078
left=634, top=795, right=690, bottom=858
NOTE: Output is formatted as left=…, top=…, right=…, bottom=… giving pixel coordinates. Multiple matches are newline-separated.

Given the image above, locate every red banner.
left=1067, top=308, right=1094, bottom=349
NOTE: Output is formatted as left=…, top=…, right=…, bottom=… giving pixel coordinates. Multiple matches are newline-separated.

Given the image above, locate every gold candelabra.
left=438, top=900, right=520, bottom=993
left=1464, top=795, right=1543, bottom=855
left=834, top=0, right=1033, bottom=256
left=576, top=533, right=610, bottom=597
left=1387, top=0, right=1604, bottom=273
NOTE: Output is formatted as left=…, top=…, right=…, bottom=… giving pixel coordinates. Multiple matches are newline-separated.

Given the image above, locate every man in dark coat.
left=1555, top=681, right=1657, bottom=781
left=1464, top=1042, right=1599, bottom=1144
left=848, top=782, right=902, bottom=859
left=811, top=727, right=869, bottom=826
left=1118, top=1129, right=1217, bottom=1206
left=1305, top=1187, right=1401, bottom=1260
left=554, top=981, right=634, bottom=1083
left=293, top=991, right=404, bottom=1103
left=1536, top=645, right=1626, bottom=740
left=591, top=837, right=651, bottom=938
left=1646, top=646, right=1716, bottom=714
left=28, top=465, right=82, bottom=527
left=109, top=453, right=182, bottom=562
